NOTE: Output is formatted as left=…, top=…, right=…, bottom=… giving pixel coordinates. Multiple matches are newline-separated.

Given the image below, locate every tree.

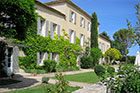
left=111, top=40, right=129, bottom=56
left=101, top=31, right=110, bottom=39
left=127, top=4, right=140, bottom=47
left=105, top=48, right=122, bottom=64
left=113, top=29, right=134, bottom=63
left=0, top=0, right=37, bottom=40
left=91, top=12, right=98, bottom=48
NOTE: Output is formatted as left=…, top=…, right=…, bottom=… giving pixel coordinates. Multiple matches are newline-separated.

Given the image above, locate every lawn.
left=63, top=72, right=100, bottom=84
left=8, top=84, right=80, bottom=93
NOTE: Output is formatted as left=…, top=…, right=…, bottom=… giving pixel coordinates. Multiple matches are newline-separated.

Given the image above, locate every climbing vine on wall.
left=18, top=23, right=82, bottom=69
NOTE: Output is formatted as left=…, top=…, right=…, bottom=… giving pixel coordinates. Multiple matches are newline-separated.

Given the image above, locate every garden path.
left=0, top=69, right=107, bottom=93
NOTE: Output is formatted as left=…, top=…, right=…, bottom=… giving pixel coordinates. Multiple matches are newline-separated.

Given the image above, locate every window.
left=102, top=43, right=105, bottom=52
left=69, top=10, right=76, bottom=24
left=52, top=23, right=57, bottom=39
left=99, top=42, right=102, bottom=49
left=50, top=22, right=60, bottom=39
left=80, top=34, right=85, bottom=46
left=69, top=29, right=76, bottom=43
left=88, top=22, right=91, bottom=31
left=107, top=45, right=109, bottom=50
left=50, top=53, right=59, bottom=65
left=37, top=17, right=45, bottom=36
left=37, top=52, right=48, bottom=66
left=80, top=17, right=85, bottom=28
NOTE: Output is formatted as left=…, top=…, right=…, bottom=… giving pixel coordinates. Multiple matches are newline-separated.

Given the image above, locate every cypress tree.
left=91, top=12, right=98, bottom=48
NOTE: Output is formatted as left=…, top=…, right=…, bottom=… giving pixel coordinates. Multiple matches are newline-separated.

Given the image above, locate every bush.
left=43, top=60, right=56, bottom=72
left=105, top=65, right=140, bottom=92
left=90, top=48, right=103, bottom=66
left=42, top=77, right=50, bottom=83
left=43, top=72, right=69, bottom=93
left=80, top=55, right=93, bottom=68
left=127, top=56, right=136, bottom=64
left=94, top=65, right=106, bottom=78
left=105, top=48, right=122, bottom=64
left=56, top=66, right=80, bottom=72
left=25, top=69, right=46, bottom=74
left=107, top=66, right=115, bottom=74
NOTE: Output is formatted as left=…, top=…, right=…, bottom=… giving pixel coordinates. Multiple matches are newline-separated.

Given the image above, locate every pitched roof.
left=35, top=0, right=65, bottom=17
left=99, top=34, right=111, bottom=42
left=45, top=0, right=92, bottom=19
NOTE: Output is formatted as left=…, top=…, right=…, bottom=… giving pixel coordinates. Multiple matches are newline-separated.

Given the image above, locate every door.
left=6, top=48, right=13, bottom=76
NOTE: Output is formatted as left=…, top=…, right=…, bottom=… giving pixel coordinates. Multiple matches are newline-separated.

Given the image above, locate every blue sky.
left=39, top=0, right=140, bottom=56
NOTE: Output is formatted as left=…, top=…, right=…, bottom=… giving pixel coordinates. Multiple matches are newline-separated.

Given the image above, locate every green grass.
left=63, top=72, right=100, bottom=84
left=0, top=79, right=21, bottom=86
left=8, top=84, right=80, bottom=93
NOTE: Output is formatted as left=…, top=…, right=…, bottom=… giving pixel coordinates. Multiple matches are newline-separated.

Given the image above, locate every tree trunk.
left=125, top=47, right=128, bottom=63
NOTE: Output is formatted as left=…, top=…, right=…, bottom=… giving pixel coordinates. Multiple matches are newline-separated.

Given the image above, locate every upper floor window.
left=80, top=34, right=85, bottom=46
left=107, top=45, right=109, bottom=50
left=99, top=42, right=102, bottom=49
left=69, top=29, right=76, bottom=43
left=87, top=22, right=91, bottom=32
left=50, top=22, right=60, bottom=39
left=69, top=10, right=76, bottom=24
left=80, top=17, right=85, bottom=28
left=37, top=17, right=45, bottom=35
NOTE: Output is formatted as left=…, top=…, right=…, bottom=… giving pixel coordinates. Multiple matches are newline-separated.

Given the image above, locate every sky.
left=39, top=0, right=140, bottom=56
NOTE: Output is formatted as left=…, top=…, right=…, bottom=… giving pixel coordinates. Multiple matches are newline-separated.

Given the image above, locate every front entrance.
left=5, top=48, right=13, bottom=76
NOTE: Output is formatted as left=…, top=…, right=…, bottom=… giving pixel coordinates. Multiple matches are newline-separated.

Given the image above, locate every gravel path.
left=0, top=69, right=107, bottom=93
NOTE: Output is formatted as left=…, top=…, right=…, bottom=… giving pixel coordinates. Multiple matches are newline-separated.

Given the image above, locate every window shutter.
left=44, top=52, right=48, bottom=60
left=57, top=25, right=60, bottom=39
left=50, top=22, right=53, bottom=39
left=84, top=19, right=85, bottom=28
left=87, top=22, right=89, bottom=31
left=56, top=53, right=59, bottom=65
left=46, top=20, right=49, bottom=37
left=37, top=52, right=40, bottom=65
left=37, top=17, right=41, bottom=35
left=69, top=10, right=72, bottom=22
left=74, top=13, right=76, bottom=24
left=80, top=17, right=82, bottom=27
left=89, top=23, right=91, bottom=32
left=83, top=35, right=85, bottom=46
left=50, top=52, right=52, bottom=60
left=80, top=34, right=82, bottom=45
left=74, top=31, right=76, bottom=44
left=69, top=29, right=71, bottom=43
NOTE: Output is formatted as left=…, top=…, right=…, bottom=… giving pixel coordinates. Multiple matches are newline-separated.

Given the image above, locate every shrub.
left=107, top=66, right=115, bottom=74
left=43, top=60, right=56, bottom=72
left=105, top=48, right=122, bottom=64
left=94, top=65, right=106, bottom=78
left=127, top=56, right=136, bottom=64
left=80, top=55, right=93, bottom=68
left=42, top=77, right=50, bottom=83
left=90, top=48, right=103, bottom=66
left=25, top=69, right=46, bottom=74
left=105, top=65, right=140, bottom=92
left=43, top=72, right=69, bottom=93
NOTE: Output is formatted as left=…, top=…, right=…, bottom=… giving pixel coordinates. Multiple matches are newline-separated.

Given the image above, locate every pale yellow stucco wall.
left=98, top=35, right=111, bottom=54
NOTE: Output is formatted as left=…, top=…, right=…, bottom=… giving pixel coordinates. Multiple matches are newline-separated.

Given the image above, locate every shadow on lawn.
left=0, top=74, right=39, bottom=89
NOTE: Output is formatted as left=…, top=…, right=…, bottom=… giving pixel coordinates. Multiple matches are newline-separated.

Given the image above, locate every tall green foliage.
left=113, top=29, right=134, bottom=62
left=91, top=12, right=98, bottom=48
left=0, top=0, right=37, bottom=40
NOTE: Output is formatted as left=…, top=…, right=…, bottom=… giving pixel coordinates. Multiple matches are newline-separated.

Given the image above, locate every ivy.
left=19, top=28, right=82, bottom=69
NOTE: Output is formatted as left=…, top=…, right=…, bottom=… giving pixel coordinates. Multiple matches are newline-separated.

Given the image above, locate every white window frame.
left=70, top=30, right=75, bottom=43
left=80, top=34, right=84, bottom=46
left=70, top=11, right=76, bottom=24
left=88, top=22, right=91, bottom=32
left=81, top=17, right=85, bottom=28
